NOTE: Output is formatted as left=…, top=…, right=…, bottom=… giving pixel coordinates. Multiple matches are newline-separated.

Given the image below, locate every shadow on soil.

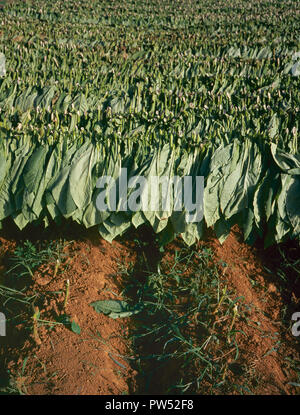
left=0, top=219, right=299, bottom=394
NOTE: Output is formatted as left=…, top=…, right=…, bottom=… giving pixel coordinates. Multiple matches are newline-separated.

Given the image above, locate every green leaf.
left=57, top=314, right=81, bottom=334
left=268, top=114, right=279, bottom=139
left=34, top=85, right=56, bottom=109
left=71, top=320, right=81, bottom=335
left=214, top=217, right=231, bottom=244
left=69, top=143, right=95, bottom=210
left=72, top=93, right=88, bottom=114
left=253, top=169, right=279, bottom=227
left=291, top=60, right=300, bottom=77
left=90, top=300, right=143, bottom=319
left=132, top=211, right=146, bottom=228
left=285, top=177, right=300, bottom=236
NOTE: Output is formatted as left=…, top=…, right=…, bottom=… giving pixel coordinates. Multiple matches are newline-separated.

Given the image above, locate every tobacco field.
left=0, top=0, right=299, bottom=396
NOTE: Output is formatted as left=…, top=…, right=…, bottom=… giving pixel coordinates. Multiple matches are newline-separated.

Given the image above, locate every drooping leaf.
left=90, top=299, right=144, bottom=319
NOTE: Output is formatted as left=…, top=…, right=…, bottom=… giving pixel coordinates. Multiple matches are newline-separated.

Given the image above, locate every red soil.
left=0, top=225, right=299, bottom=395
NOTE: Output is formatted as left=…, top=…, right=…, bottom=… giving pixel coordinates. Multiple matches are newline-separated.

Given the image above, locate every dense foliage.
left=0, top=0, right=299, bottom=246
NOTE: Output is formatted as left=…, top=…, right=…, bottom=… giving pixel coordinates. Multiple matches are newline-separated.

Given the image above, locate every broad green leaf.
left=90, top=300, right=143, bottom=319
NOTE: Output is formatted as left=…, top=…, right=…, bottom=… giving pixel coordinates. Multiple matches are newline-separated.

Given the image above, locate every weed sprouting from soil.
left=0, top=230, right=299, bottom=395
left=5, top=240, right=67, bottom=281
left=118, top=242, right=253, bottom=394
left=0, top=238, right=70, bottom=393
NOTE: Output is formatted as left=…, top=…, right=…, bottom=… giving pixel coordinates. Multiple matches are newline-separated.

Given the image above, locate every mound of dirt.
left=0, top=236, right=138, bottom=395
left=202, top=227, right=299, bottom=395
